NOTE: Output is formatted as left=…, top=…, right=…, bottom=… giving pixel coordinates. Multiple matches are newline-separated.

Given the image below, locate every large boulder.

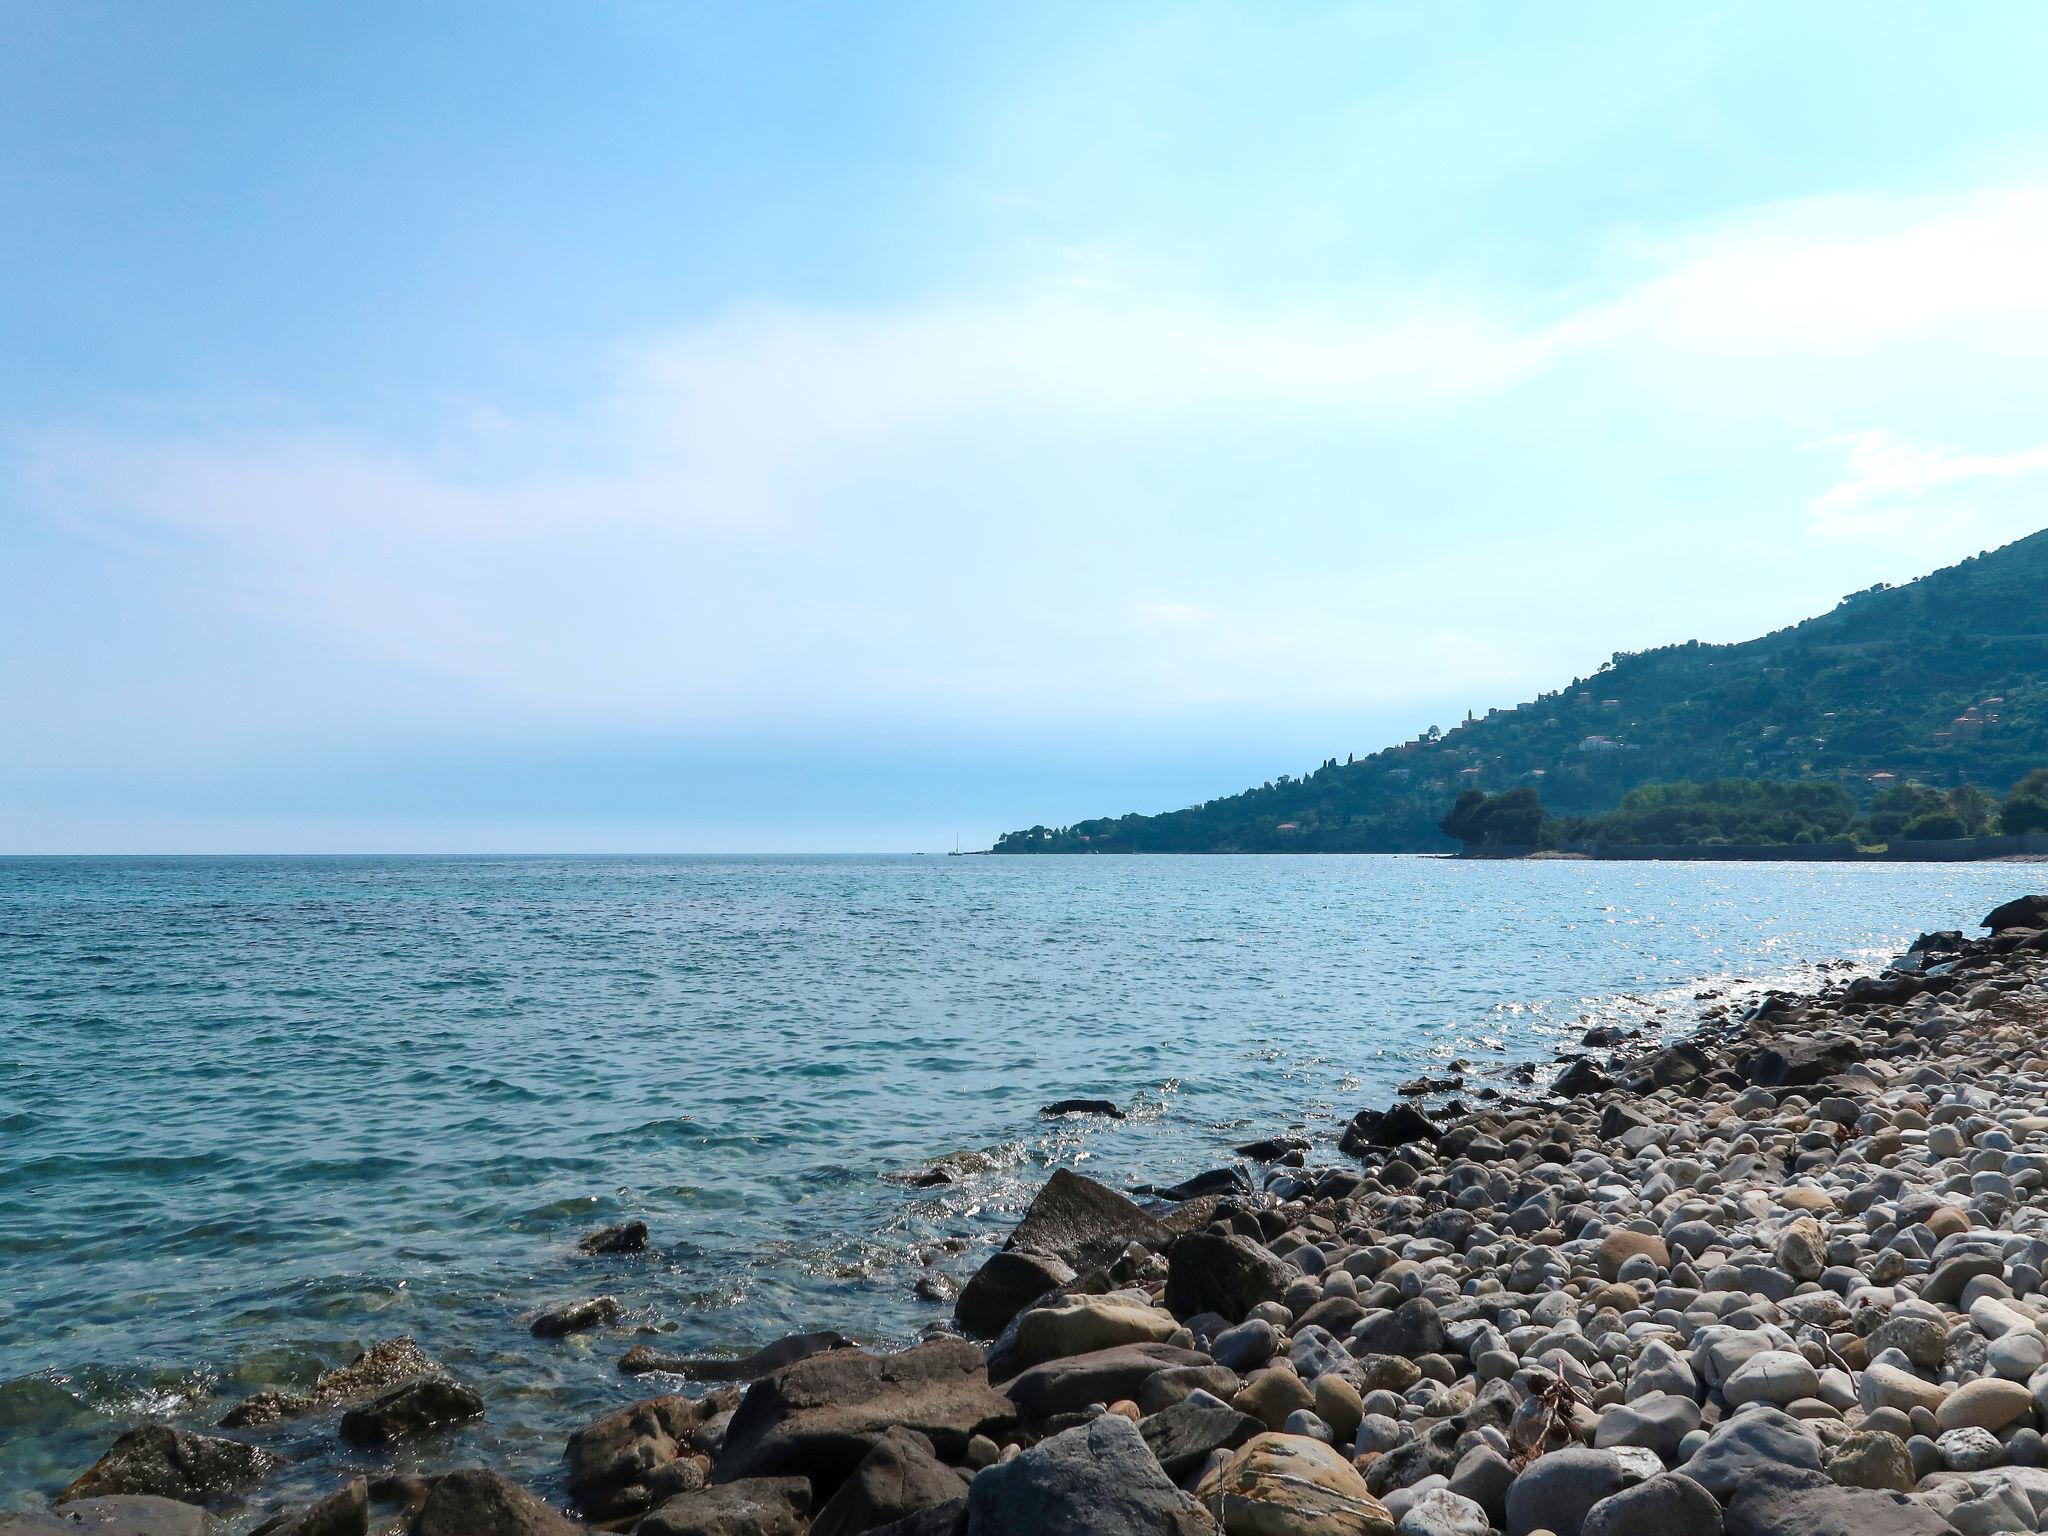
left=715, top=1339, right=1015, bottom=1495
left=1720, top=1466, right=1951, bottom=1536
left=1680, top=1409, right=1822, bottom=1499
left=0, top=1498, right=208, bottom=1535
left=1351, top=1299, right=1445, bottom=1360
left=639, top=1477, right=812, bottom=1536
left=1000, top=1295, right=1179, bottom=1377
left=1983, top=894, right=2048, bottom=931
left=620, top=1330, right=855, bottom=1381
left=1002, top=1170, right=1171, bottom=1272
left=1140, top=1390, right=1265, bottom=1480
left=1196, top=1431, right=1396, bottom=1535
left=59, top=1425, right=281, bottom=1506
left=1164, top=1232, right=1298, bottom=1323
left=220, top=1337, right=438, bottom=1427
left=1003, top=1342, right=1212, bottom=1421
left=954, top=1252, right=1077, bottom=1339
left=337, top=1376, right=484, bottom=1446
left=1580, top=1474, right=1720, bottom=1536
left=1339, top=1105, right=1441, bottom=1155
left=413, top=1470, right=581, bottom=1536
left=1504, top=1448, right=1642, bottom=1536
left=966, top=1413, right=1212, bottom=1536
left=810, top=1429, right=962, bottom=1536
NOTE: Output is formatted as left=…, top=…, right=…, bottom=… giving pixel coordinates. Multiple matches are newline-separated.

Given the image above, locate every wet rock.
left=59, top=1425, right=281, bottom=1506
left=1, top=1498, right=208, bottom=1536
left=337, top=1376, right=485, bottom=1446
left=564, top=1393, right=714, bottom=1520
left=531, top=1295, right=623, bottom=1337
left=967, top=1413, right=1211, bottom=1536
left=1982, top=894, right=2048, bottom=931
left=249, top=1478, right=369, bottom=1536
left=807, top=1427, right=959, bottom=1536
left=1196, top=1431, right=1396, bottom=1535
left=1164, top=1231, right=1298, bottom=1323
left=716, top=1338, right=1015, bottom=1494
left=619, top=1329, right=857, bottom=1381
left=580, top=1220, right=650, bottom=1254
left=1003, top=1170, right=1170, bottom=1272
left=219, top=1337, right=438, bottom=1427
left=955, top=1252, right=1078, bottom=1339
left=412, top=1470, right=581, bottom=1536
left=1041, top=1098, right=1125, bottom=1118
left=1340, top=1104, right=1441, bottom=1154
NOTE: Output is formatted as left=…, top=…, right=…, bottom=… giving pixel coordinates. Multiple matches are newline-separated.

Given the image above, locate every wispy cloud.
left=1807, top=428, right=2048, bottom=540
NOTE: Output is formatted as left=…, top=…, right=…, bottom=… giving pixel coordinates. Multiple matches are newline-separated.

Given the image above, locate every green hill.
left=994, top=529, right=2048, bottom=853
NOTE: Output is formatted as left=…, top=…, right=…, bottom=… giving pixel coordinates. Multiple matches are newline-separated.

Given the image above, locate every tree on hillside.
left=2003, top=770, right=2048, bottom=835
left=1440, top=787, right=1550, bottom=848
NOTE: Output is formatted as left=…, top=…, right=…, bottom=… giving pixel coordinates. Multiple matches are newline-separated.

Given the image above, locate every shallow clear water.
left=0, top=854, right=2026, bottom=1512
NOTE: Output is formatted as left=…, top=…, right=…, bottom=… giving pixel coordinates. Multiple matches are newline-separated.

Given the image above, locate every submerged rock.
left=60, top=1425, right=280, bottom=1506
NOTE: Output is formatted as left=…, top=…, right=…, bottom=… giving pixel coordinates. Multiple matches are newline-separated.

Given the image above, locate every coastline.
left=17, top=891, right=2048, bottom=1536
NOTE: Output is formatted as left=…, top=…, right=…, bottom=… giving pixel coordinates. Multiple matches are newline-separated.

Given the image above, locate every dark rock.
left=412, top=1470, right=581, bottom=1536
left=249, top=1478, right=369, bottom=1536
left=1352, top=1297, right=1445, bottom=1359
left=1040, top=1099, right=1125, bottom=1118
left=1234, top=1137, right=1309, bottom=1162
left=1743, top=1035, right=1858, bottom=1088
left=1003, top=1342, right=1211, bottom=1420
left=580, top=1220, right=650, bottom=1254
left=715, top=1338, right=1015, bottom=1495
left=1982, top=894, right=2048, bottom=931
left=1922, top=1253, right=2003, bottom=1305
left=531, top=1295, right=623, bottom=1337
left=809, top=1428, right=961, bottom=1536
left=1721, top=1466, right=1950, bottom=1536
left=1504, top=1447, right=1641, bottom=1536
left=1448, top=1445, right=1516, bottom=1522
left=954, top=1252, right=1077, bottom=1339
left=219, top=1337, right=437, bottom=1427
left=865, top=1500, right=965, bottom=1536
left=964, top=1413, right=1210, bottom=1536
left=640, top=1477, right=812, bottom=1536
left=1552, top=1058, right=1614, bottom=1098
left=1598, top=1103, right=1651, bottom=1141
left=1145, top=1167, right=1252, bottom=1202
left=59, top=1425, right=281, bottom=1506
left=1139, top=1389, right=1263, bottom=1478
left=1582, top=1473, right=1721, bottom=1536
left=337, top=1376, right=485, bottom=1447
left=620, top=1330, right=857, bottom=1380
left=1339, top=1103, right=1441, bottom=1155
left=1162, top=1230, right=1297, bottom=1323
left=1002, top=1170, right=1170, bottom=1272
left=1, top=1497, right=208, bottom=1535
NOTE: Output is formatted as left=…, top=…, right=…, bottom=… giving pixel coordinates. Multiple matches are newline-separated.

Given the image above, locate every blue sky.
left=8, top=3, right=2048, bottom=852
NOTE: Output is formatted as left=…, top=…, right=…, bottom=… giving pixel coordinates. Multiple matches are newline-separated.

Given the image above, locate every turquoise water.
left=0, top=854, right=2026, bottom=1512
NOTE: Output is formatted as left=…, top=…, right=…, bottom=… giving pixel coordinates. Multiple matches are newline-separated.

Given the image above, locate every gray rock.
left=0, top=1498, right=208, bottom=1536
left=1582, top=1473, right=1722, bottom=1536
left=963, top=1414, right=1210, bottom=1536
left=1352, top=1298, right=1446, bottom=1360
left=810, top=1428, right=962, bottom=1536
left=1594, top=1393, right=1701, bottom=1462
left=1210, top=1318, right=1280, bottom=1372
left=1003, top=1170, right=1171, bottom=1273
left=531, top=1295, right=623, bottom=1337
left=619, top=1330, right=856, bottom=1382
left=637, top=1477, right=812, bottom=1536
left=579, top=1220, right=650, bottom=1254
left=1826, top=1430, right=1915, bottom=1492
left=1681, top=1408, right=1823, bottom=1499
left=1397, top=1488, right=1490, bottom=1536
left=1504, top=1447, right=1640, bottom=1536
left=1002, top=1343, right=1210, bottom=1421
left=58, top=1425, right=281, bottom=1505
left=1138, top=1390, right=1263, bottom=1479
left=1721, top=1466, right=1952, bottom=1536
left=1163, top=1232, right=1297, bottom=1324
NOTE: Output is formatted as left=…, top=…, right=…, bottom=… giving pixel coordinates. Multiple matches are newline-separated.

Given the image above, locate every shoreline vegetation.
left=993, top=532, right=2048, bottom=857
left=20, top=893, right=2048, bottom=1536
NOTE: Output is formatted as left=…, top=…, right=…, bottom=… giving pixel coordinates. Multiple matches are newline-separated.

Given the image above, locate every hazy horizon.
left=11, top=3, right=2048, bottom=852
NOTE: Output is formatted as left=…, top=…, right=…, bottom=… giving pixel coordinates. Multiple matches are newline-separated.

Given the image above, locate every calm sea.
left=0, top=854, right=2025, bottom=1512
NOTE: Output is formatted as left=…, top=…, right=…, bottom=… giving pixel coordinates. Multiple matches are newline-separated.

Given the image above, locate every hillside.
left=993, top=528, right=2048, bottom=853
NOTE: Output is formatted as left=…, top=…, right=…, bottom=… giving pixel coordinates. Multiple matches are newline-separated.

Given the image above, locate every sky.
left=8, top=3, right=2048, bottom=852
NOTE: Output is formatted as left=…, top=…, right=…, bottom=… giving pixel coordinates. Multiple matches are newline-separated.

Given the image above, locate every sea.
left=0, top=853, right=2027, bottom=1515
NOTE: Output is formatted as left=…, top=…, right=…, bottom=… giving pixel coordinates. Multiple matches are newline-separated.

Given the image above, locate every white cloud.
left=1805, top=428, right=2048, bottom=541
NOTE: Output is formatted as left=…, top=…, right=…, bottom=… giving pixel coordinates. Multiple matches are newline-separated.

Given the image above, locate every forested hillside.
left=994, top=529, right=2048, bottom=853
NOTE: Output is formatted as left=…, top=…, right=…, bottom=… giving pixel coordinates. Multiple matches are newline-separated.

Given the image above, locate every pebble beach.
left=18, top=889, right=2048, bottom=1536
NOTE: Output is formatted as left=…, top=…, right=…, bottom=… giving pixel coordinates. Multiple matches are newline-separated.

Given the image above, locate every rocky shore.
left=16, top=892, right=2048, bottom=1536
